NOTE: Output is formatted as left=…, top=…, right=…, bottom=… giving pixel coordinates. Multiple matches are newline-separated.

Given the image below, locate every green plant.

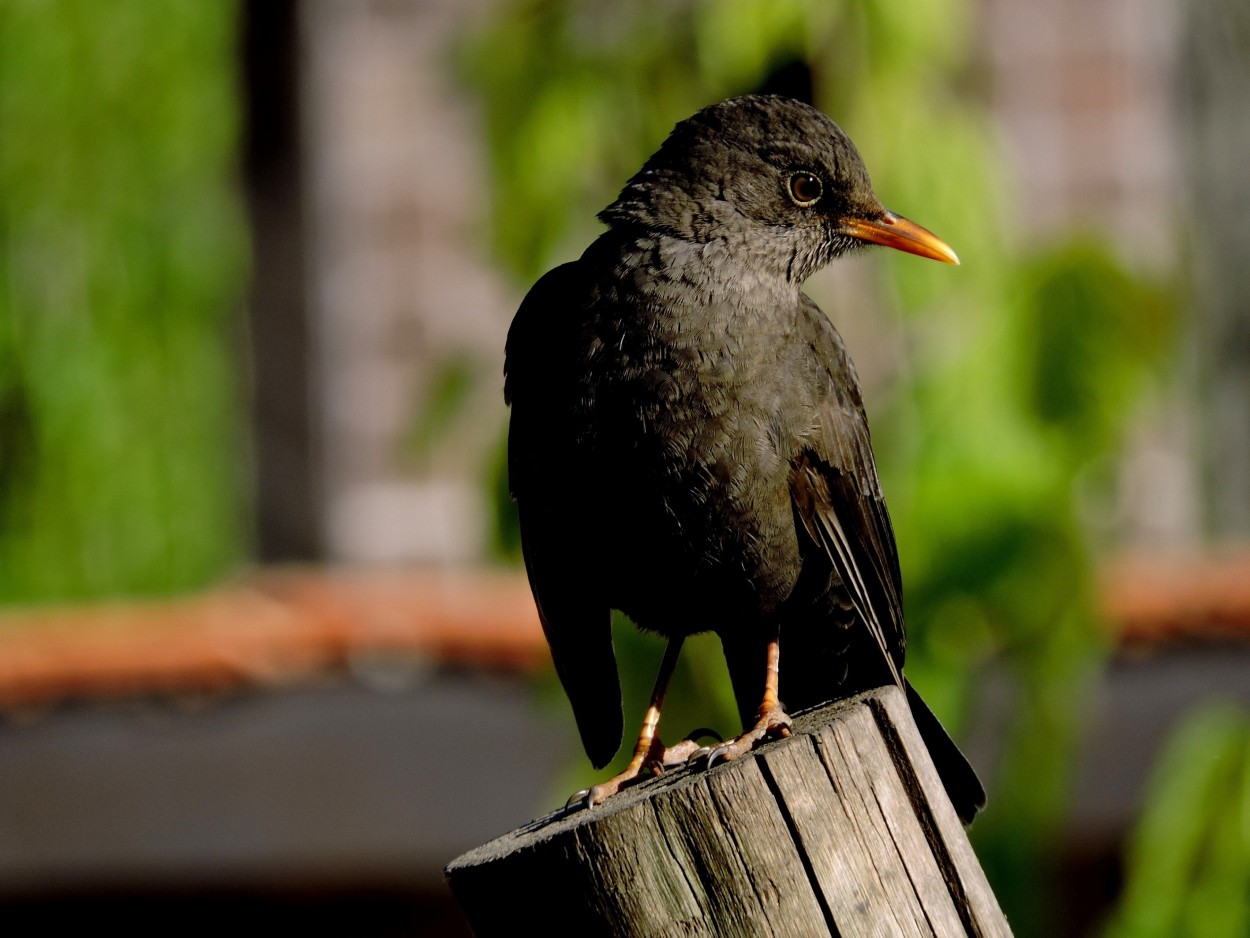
left=0, top=0, right=247, bottom=602
left=1103, top=705, right=1250, bottom=938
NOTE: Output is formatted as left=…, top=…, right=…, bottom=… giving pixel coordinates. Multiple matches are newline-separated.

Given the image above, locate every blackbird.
left=505, top=95, right=984, bottom=822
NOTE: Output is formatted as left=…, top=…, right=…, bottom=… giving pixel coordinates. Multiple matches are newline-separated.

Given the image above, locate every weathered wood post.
left=446, top=685, right=1011, bottom=936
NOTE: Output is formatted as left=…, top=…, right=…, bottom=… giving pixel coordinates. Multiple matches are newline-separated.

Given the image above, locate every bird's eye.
left=787, top=172, right=823, bottom=207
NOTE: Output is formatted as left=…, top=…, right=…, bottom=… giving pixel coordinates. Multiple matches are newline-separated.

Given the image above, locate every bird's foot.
left=572, top=732, right=719, bottom=808
left=705, top=705, right=792, bottom=767
left=565, top=715, right=787, bottom=807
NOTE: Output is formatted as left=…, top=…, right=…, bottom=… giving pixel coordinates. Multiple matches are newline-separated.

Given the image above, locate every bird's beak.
left=836, top=211, right=960, bottom=265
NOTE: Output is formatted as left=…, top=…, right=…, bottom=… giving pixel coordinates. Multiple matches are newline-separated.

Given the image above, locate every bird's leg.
left=585, top=636, right=703, bottom=806
left=707, top=634, right=792, bottom=765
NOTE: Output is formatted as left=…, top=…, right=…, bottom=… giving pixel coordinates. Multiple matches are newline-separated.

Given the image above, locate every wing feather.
left=506, top=264, right=622, bottom=768
left=789, top=295, right=906, bottom=687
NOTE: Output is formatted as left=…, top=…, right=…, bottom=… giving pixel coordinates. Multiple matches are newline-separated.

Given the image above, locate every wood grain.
left=446, top=686, right=1012, bottom=937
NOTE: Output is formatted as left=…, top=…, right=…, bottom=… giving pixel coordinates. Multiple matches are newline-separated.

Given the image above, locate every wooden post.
left=445, top=685, right=1012, bottom=937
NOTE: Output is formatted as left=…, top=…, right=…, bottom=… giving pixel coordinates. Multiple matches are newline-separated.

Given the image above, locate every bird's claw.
left=673, top=728, right=722, bottom=765
left=702, top=708, right=793, bottom=767
left=686, top=745, right=715, bottom=764
left=657, top=737, right=705, bottom=765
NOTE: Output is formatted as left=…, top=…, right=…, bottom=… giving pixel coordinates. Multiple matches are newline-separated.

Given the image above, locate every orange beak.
left=837, top=211, right=960, bottom=265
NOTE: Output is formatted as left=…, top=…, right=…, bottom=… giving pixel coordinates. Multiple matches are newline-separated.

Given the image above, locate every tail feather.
left=905, top=679, right=986, bottom=825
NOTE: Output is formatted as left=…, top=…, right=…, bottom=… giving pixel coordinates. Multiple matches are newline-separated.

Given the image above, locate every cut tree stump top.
left=446, top=685, right=1012, bottom=937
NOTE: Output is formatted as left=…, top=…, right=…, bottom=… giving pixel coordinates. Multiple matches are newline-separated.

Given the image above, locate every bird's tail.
left=905, top=679, right=986, bottom=825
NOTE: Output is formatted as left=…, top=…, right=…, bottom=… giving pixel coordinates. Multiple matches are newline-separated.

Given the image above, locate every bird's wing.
left=505, top=263, right=622, bottom=769
left=789, top=295, right=905, bottom=688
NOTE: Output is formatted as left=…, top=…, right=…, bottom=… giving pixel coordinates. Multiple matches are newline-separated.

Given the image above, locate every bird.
left=504, top=94, right=985, bottom=822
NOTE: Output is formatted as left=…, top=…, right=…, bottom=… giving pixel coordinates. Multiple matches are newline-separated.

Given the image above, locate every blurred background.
left=1, top=0, right=1248, bottom=935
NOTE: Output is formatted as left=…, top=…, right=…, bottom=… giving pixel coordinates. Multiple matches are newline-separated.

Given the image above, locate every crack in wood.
left=758, top=739, right=842, bottom=937
left=868, top=770, right=941, bottom=936
left=651, top=796, right=706, bottom=927
left=868, top=695, right=979, bottom=937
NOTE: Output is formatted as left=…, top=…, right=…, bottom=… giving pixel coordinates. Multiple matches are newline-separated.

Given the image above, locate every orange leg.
left=585, top=637, right=706, bottom=806
left=707, top=635, right=792, bottom=765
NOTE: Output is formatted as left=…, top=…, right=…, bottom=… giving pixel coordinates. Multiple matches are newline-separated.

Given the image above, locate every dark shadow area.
left=242, top=0, right=321, bottom=562
left=1, top=886, right=470, bottom=938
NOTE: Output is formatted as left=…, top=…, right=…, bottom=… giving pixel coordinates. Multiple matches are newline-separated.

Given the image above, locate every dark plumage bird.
left=505, top=95, right=984, bottom=822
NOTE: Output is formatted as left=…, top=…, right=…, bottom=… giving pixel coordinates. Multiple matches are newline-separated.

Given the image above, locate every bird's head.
left=599, top=95, right=958, bottom=283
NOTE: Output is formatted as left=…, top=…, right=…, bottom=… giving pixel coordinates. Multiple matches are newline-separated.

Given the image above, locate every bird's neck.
left=589, top=228, right=803, bottom=310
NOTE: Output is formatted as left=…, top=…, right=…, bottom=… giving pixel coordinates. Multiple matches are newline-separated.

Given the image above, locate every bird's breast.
left=575, top=294, right=812, bottom=629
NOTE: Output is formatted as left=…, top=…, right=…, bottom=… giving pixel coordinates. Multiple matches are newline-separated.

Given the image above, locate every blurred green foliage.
left=462, top=0, right=1184, bottom=931
left=404, top=354, right=483, bottom=470
left=1104, top=705, right=1250, bottom=938
left=0, top=0, right=247, bottom=602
